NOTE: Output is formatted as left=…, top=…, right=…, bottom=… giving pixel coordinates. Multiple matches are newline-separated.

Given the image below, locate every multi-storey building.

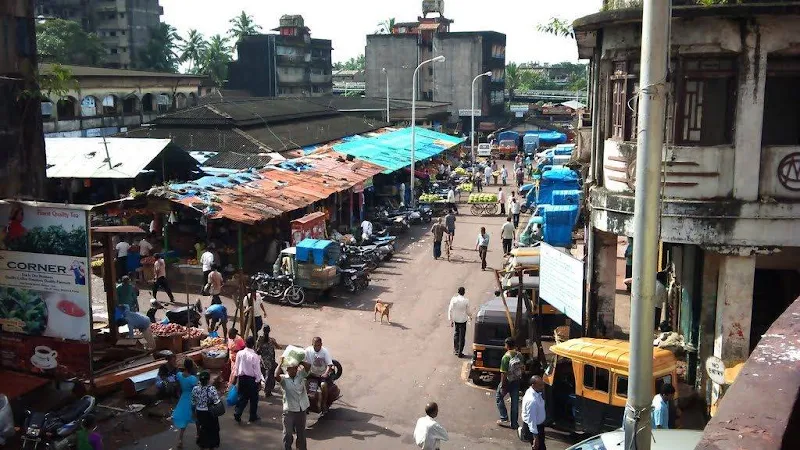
left=365, top=8, right=506, bottom=128
left=576, top=0, right=800, bottom=409
left=226, top=15, right=333, bottom=98
left=36, top=0, right=163, bottom=69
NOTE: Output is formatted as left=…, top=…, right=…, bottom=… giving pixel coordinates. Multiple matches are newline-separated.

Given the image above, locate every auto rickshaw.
left=468, top=294, right=538, bottom=385
left=500, top=247, right=567, bottom=337
left=543, top=338, right=678, bottom=436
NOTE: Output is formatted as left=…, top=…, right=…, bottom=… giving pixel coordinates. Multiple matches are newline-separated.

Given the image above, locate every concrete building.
left=226, top=15, right=332, bottom=98
left=1, top=0, right=47, bottom=199
left=365, top=10, right=505, bottom=128
left=36, top=0, right=164, bottom=69
left=576, top=0, right=800, bottom=409
left=39, top=64, right=208, bottom=137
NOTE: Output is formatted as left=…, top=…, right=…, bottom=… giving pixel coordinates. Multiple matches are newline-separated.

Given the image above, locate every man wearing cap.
left=276, top=356, right=312, bottom=450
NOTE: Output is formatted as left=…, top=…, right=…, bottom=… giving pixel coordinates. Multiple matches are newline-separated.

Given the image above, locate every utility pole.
left=624, top=1, right=670, bottom=449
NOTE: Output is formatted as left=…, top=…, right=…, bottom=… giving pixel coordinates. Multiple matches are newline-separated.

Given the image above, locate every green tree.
left=376, top=17, right=396, bottom=34
left=229, top=11, right=262, bottom=43
left=138, top=22, right=182, bottom=72
left=199, top=34, right=233, bottom=86
left=536, top=17, right=574, bottom=38
left=38, top=64, right=78, bottom=98
left=506, top=62, right=522, bottom=101
left=36, top=19, right=104, bottom=66
left=180, top=29, right=208, bottom=73
left=338, top=54, right=365, bottom=71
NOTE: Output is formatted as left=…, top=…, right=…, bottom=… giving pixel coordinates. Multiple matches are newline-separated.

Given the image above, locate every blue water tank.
left=542, top=204, right=579, bottom=247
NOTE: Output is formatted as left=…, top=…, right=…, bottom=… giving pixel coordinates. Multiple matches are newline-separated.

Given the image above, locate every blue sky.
left=161, top=0, right=603, bottom=64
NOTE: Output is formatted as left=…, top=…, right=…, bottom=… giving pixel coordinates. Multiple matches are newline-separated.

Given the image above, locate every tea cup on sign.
left=31, top=346, right=58, bottom=370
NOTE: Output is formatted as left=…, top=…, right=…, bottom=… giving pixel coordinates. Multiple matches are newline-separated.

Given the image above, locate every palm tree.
left=536, top=18, right=574, bottom=39
left=376, top=17, right=396, bottom=34
left=180, top=29, right=207, bottom=73
left=138, top=22, right=182, bottom=72
left=228, top=11, right=262, bottom=43
left=199, top=34, right=233, bottom=86
left=505, top=62, right=522, bottom=102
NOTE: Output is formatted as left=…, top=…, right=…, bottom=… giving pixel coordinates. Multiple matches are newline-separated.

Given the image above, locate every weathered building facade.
left=365, top=8, right=506, bottom=126
left=227, top=15, right=333, bottom=98
left=36, top=0, right=163, bottom=69
left=1, top=0, right=46, bottom=199
left=576, top=0, right=800, bottom=408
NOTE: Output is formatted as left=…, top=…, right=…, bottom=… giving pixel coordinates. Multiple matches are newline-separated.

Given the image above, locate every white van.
left=476, top=143, right=492, bottom=157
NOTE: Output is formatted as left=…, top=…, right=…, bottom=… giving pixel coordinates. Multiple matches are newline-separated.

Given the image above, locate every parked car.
left=477, top=143, right=492, bottom=157
left=564, top=429, right=702, bottom=450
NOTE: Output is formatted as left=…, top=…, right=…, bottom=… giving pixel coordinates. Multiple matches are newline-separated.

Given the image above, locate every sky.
left=161, top=0, right=603, bottom=64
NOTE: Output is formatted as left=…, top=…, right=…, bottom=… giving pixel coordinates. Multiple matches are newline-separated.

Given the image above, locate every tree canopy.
left=138, top=22, right=182, bottom=72
left=334, top=54, right=365, bottom=71
left=229, top=11, right=262, bottom=43
left=36, top=19, right=105, bottom=66
left=199, top=34, right=233, bottom=86
left=180, top=29, right=208, bottom=73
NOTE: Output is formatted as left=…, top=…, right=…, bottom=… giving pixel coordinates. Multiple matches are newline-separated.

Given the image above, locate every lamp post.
left=410, top=55, right=445, bottom=207
left=382, top=68, right=390, bottom=123
left=471, top=71, right=493, bottom=165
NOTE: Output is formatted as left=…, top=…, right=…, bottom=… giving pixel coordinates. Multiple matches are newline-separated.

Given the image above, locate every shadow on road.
left=308, top=407, right=401, bottom=441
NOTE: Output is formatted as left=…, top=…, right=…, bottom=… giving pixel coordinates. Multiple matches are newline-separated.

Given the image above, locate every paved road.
left=120, top=177, right=574, bottom=450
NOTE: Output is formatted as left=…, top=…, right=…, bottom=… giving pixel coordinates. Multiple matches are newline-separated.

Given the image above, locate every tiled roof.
left=164, top=149, right=384, bottom=224
left=116, top=128, right=265, bottom=154
left=153, top=98, right=337, bottom=127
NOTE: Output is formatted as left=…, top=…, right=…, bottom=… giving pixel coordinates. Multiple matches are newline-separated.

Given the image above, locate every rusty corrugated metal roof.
left=167, top=150, right=383, bottom=225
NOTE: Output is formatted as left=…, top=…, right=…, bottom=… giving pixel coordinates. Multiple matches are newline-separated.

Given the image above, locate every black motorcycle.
left=250, top=272, right=306, bottom=306
left=339, top=266, right=370, bottom=293
left=340, top=245, right=379, bottom=271
left=22, top=396, right=96, bottom=449
left=165, top=305, right=201, bottom=327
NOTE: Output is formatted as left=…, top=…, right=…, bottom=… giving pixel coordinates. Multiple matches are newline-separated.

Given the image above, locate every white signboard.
left=705, top=356, right=727, bottom=385
left=510, top=104, right=529, bottom=112
left=458, top=109, right=481, bottom=117
left=515, top=111, right=524, bottom=118
left=539, top=242, right=584, bottom=324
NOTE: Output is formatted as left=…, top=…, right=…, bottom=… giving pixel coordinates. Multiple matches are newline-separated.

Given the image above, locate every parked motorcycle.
left=340, top=245, right=380, bottom=271
left=165, top=305, right=201, bottom=327
left=338, top=266, right=370, bottom=293
left=250, top=272, right=306, bottom=306
left=22, top=395, right=96, bottom=450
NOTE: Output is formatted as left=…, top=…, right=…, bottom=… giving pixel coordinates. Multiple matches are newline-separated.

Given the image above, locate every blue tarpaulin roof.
left=524, top=130, right=568, bottom=145
left=296, top=239, right=339, bottom=265
left=333, top=128, right=464, bottom=174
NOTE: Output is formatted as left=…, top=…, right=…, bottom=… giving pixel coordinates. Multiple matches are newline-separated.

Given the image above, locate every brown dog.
left=374, top=299, right=394, bottom=324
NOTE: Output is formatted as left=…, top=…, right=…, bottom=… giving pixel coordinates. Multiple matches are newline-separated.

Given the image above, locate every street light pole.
left=410, top=55, right=445, bottom=208
left=624, top=1, right=670, bottom=449
left=382, top=68, right=390, bottom=123
left=471, top=71, right=492, bottom=165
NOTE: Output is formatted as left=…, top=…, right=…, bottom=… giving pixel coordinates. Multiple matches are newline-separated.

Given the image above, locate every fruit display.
left=457, top=183, right=473, bottom=192
left=468, top=193, right=498, bottom=204
left=201, top=336, right=225, bottom=349
left=454, top=167, right=467, bottom=176
left=91, top=258, right=104, bottom=268
left=150, top=323, right=207, bottom=338
left=419, top=193, right=445, bottom=203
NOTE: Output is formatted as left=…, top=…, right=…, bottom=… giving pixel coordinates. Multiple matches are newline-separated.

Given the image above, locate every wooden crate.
left=154, top=334, right=183, bottom=353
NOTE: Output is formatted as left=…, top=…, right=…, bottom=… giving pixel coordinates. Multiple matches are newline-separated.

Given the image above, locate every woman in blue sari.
left=172, top=359, right=198, bottom=449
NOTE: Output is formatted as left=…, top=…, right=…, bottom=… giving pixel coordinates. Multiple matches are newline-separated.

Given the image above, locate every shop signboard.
left=539, top=242, right=584, bottom=325
left=291, top=211, right=327, bottom=246
left=0, top=201, right=92, bottom=379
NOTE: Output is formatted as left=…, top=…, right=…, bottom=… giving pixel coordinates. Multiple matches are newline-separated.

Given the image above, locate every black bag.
left=518, top=422, right=534, bottom=442
left=206, top=387, right=225, bottom=417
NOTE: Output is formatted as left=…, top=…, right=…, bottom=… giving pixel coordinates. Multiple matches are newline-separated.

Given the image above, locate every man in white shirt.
left=115, top=236, right=131, bottom=280
left=484, top=164, right=493, bottom=186
left=498, top=188, right=507, bottom=215
left=200, top=245, right=215, bottom=280
left=414, top=402, right=449, bottom=450
left=501, top=217, right=516, bottom=255
left=360, top=219, right=373, bottom=242
left=510, top=196, right=521, bottom=228
left=521, top=376, right=548, bottom=450
left=275, top=358, right=312, bottom=450
left=304, top=336, right=335, bottom=415
left=446, top=187, right=458, bottom=214
left=447, top=287, right=471, bottom=357
left=138, top=235, right=154, bottom=257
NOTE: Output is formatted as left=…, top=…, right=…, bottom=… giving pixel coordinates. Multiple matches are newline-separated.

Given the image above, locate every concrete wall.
left=434, top=36, right=483, bottom=119
left=760, top=146, right=800, bottom=199
left=366, top=35, right=418, bottom=101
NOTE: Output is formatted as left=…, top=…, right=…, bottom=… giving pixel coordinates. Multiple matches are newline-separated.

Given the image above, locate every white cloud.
left=161, top=0, right=602, bottom=64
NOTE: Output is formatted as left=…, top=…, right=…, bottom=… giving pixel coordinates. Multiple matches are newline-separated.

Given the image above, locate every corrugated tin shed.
left=46, top=138, right=178, bottom=179
left=164, top=150, right=383, bottom=224
left=333, top=128, right=464, bottom=174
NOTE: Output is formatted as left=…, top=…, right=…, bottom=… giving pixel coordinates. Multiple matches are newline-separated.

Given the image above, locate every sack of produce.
left=281, top=345, right=306, bottom=367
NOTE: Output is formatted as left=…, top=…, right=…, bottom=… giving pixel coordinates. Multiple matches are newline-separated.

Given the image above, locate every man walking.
left=276, top=356, right=312, bottom=450
left=200, top=244, right=215, bottom=282
left=484, top=164, right=493, bottom=186
left=256, top=324, right=278, bottom=397
left=651, top=384, right=676, bottom=429
left=498, top=188, right=506, bottom=216
left=414, top=402, right=449, bottom=450
left=447, top=287, right=471, bottom=357
left=444, top=210, right=456, bottom=250
left=521, top=376, right=547, bottom=450
left=152, top=253, right=175, bottom=302
left=496, top=338, right=523, bottom=430
left=207, top=264, right=223, bottom=305
left=474, top=170, right=483, bottom=192
left=446, top=186, right=458, bottom=214
left=430, top=219, right=447, bottom=260
left=501, top=217, right=515, bottom=255
left=511, top=197, right=521, bottom=228
left=475, top=227, right=490, bottom=270
left=233, top=336, right=263, bottom=424
left=115, top=236, right=130, bottom=279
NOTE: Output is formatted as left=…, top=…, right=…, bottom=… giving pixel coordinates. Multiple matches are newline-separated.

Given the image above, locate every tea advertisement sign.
left=0, top=202, right=92, bottom=378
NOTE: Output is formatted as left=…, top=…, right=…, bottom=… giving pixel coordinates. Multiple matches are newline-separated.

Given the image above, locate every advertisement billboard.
left=539, top=242, right=584, bottom=325
left=0, top=202, right=92, bottom=379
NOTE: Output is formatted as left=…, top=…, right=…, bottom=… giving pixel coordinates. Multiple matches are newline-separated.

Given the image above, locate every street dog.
left=374, top=299, right=394, bottom=324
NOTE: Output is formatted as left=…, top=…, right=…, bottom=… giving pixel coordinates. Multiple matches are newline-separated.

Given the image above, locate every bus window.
left=596, top=367, right=610, bottom=392
left=583, top=365, right=610, bottom=392
left=583, top=365, right=595, bottom=388
left=616, top=375, right=628, bottom=398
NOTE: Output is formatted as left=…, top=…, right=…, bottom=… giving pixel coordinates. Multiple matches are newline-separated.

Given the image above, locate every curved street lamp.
left=471, top=71, right=493, bottom=165
left=410, top=55, right=446, bottom=207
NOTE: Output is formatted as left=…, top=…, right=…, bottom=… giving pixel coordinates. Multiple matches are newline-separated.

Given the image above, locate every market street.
left=116, top=185, right=573, bottom=450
